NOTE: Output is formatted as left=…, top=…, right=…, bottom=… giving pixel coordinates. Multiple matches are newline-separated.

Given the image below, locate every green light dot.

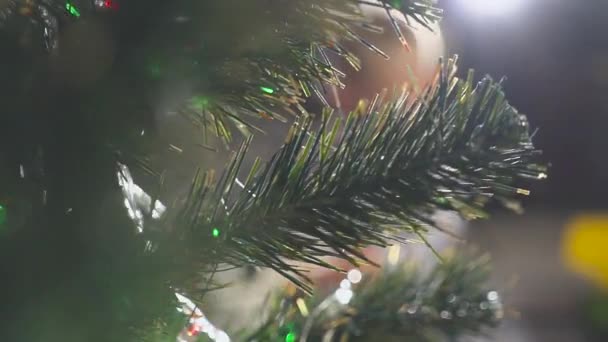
left=148, top=63, right=162, bottom=79
left=191, top=96, right=210, bottom=109
left=212, top=228, right=220, bottom=238
left=285, top=332, right=296, bottom=342
left=260, top=86, right=275, bottom=94
left=65, top=2, right=81, bottom=17
left=391, top=0, right=401, bottom=9
left=433, top=197, right=448, bottom=205
left=0, top=204, right=6, bottom=225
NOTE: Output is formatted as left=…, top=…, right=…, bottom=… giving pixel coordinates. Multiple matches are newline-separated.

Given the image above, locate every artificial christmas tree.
left=0, top=1, right=545, bottom=341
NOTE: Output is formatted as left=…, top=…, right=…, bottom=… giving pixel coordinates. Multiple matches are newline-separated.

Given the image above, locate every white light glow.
left=347, top=269, right=363, bottom=284
left=335, top=288, right=354, bottom=305
left=215, top=331, right=230, bottom=342
left=117, top=163, right=167, bottom=233
left=459, top=0, right=524, bottom=16
left=207, top=329, right=217, bottom=340
left=340, top=279, right=352, bottom=289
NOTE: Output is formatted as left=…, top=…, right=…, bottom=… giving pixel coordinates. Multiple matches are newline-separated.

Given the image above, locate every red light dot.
left=186, top=325, right=200, bottom=337
left=104, top=0, right=118, bottom=10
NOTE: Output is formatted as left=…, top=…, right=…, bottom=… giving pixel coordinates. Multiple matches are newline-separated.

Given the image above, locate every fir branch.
left=365, top=1, right=443, bottom=30
left=140, top=0, right=442, bottom=141
left=173, top=58, right=546, bottom=293
left=243, top=254, right=503, bottom=342
left=0, top=0, right=442, bottom=143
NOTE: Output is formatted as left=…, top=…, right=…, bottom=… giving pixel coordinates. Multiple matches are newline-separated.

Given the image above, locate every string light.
left=65, top=2, right=80, bottom=17
left=212, top=228, right=221, bottom=238
left=187, top=325, right=200, bottom=337
left=260, top=86, right=275, bottom=94
left=285, top=332, right=296, bottom=342
left=104, top=0, right=118, bottom=10
left=95, top=0, right=119, bottom=10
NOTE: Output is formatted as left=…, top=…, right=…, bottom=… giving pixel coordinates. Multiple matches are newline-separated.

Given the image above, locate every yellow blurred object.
left=564, top=215, right=608, bottom=288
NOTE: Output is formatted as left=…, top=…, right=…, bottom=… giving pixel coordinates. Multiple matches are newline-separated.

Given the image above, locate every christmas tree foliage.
left=244, top=255, right=502, bottom=342
left=0, top=1, right=545, bottom=341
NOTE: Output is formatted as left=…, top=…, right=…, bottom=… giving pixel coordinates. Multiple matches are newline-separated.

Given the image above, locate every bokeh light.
left=457, top=0, right=524, bottom=17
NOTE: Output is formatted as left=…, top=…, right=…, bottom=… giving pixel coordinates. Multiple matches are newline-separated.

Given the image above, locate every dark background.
left=442, top=0, right=608, bottom=210
left=439, top=1, right=608, bottom=340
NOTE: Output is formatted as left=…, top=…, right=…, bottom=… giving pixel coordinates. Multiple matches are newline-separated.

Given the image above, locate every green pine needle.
left=2, top=0, right=443, bottom=144
left=244, top=254, right=502, bottom=341
left=175, top=58, right=546, bottom=293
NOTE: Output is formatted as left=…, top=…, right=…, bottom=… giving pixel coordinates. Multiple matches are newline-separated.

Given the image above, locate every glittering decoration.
left=37, top=3, right=59, bottom=52
left=175, top=293, right=231, bottom=342
left=117, top=163, right=166, bottom=233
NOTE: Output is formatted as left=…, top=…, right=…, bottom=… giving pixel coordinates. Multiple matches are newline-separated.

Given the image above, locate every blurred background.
left=441, top=0, right=608, bottom=340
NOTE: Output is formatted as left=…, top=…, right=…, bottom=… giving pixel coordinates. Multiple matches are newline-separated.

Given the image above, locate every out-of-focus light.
left=347, top=269, right=363, bottom=284
left=458, top=0, right=524, bottom=16
left=215, top=331, right=230, bottom=342
left=176, top=292, right=231, bottom=341
left=387, top=245, right=401, bottom=265
left=335, top=288, right=354, bottom=305
left=340, top=279, right=352, bottom=289
left=208, top=328, right=217, bottom=340
left=296, top=298, right=310, bottom=317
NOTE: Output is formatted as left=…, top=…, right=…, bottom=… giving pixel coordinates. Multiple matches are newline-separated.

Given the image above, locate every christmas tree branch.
left=172, top=58, right=546, bottom=293
left=243, top=254, right=503, bottom=342
left=1, top=0, right=441, bottom=143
